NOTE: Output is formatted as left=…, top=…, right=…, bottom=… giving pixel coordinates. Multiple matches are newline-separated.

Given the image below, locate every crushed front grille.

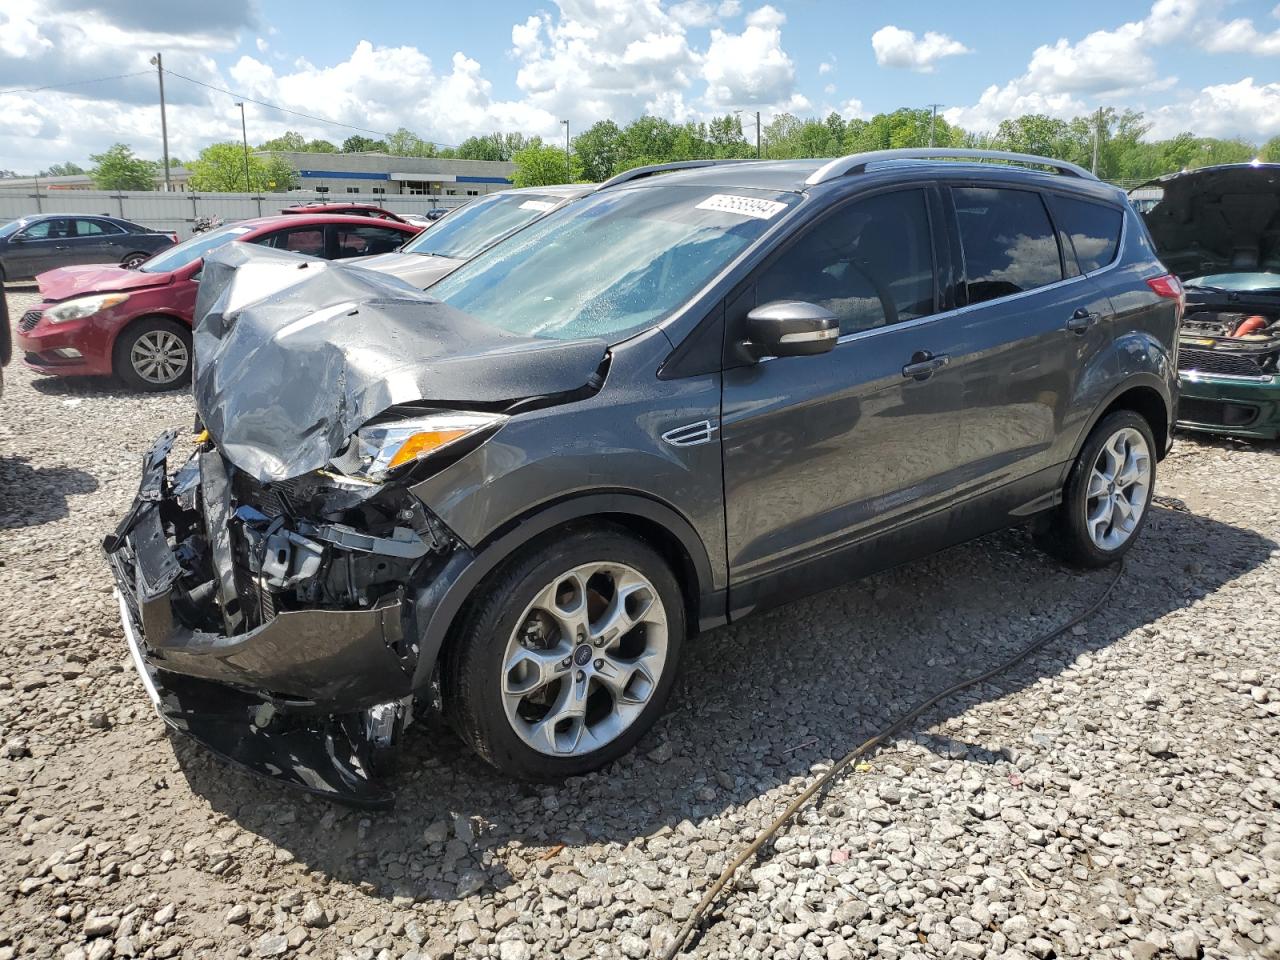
left=18, top=310, right=41, bottom=333
left=1178, top=348, right=1266, bottom=378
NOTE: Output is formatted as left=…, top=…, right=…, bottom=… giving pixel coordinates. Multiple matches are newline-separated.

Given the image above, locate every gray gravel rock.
left=2, top=283, right=1278, bottom=960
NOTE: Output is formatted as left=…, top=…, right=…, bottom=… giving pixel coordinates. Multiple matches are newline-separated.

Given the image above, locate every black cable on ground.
left=660, top=561, right=1126, bottom=960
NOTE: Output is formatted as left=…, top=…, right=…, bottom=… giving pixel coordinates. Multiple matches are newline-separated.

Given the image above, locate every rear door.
left=68, top=218, right=125, bottom=266
left=940, top=184, right=1114, bottom=492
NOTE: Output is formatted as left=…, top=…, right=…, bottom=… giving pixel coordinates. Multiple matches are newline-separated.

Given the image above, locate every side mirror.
left=743, top=301, right=839, bottom=360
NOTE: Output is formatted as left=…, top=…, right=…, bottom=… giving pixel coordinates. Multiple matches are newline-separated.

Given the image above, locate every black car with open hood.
left=1135, top=162, right=1280, bottom=439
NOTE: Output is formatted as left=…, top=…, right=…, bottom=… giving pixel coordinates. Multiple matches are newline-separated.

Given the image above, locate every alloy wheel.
left=130, top=330, right=189, bottom=386
left=500, top=561, right=668, bottom=757
left=122, top=253, right=148, bottom=269
left=1084, top=426, right=1151, bottom=551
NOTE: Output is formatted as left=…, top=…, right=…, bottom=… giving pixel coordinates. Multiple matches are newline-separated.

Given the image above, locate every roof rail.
left=805, top=148, right=1098, bottom=186
left=598, top=159, right=756, bottom=190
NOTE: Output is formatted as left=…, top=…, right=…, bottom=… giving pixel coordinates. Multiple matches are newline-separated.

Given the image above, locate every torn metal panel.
left=193, top=243, right=609, bottom=483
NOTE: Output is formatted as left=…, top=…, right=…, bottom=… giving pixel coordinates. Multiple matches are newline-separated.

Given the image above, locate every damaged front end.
left=103, top=243, right=610, bottom=805
left=1177, top=303, right=1280, bottom=438
left=104, top=428, right=462, bottom=807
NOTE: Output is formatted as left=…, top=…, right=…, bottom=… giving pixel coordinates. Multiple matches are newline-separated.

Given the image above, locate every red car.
left=17, top=214, right=419, bottom=391
left=280, top=202, right=410, bottom=223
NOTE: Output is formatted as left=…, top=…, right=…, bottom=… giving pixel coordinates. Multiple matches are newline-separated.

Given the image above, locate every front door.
left=8, top=218, right=73, bottom=277
left=721, top=186, right=969, bottom=612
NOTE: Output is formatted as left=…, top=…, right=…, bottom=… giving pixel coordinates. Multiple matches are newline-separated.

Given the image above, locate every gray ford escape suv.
left=105, top=149, right=1181, bottom=806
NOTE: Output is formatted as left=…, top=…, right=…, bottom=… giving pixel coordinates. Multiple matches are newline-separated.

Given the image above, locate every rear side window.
left=256, top=226, right=326, bottom=257
left=953, top=187, right=1062, bottom=304
left=756, top=189, right=935, bottom=336
left=333, top=225, right=406, bottom=259
left=75, top=219, right=123, bottom=236
left=1048, top=194, right=1123, bottom=274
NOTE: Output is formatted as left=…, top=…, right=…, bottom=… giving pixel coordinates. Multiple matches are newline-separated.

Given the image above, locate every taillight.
left=1146, top=273, right=1184, bottom=305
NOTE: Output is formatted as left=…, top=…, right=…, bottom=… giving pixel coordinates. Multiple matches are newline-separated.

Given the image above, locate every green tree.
left=186, top=142, right=299, bottom=192
left=511, top=141, right=582, bottom=187
left=572, top=120, right=625, bottom=181
left=260, top=130, right=308, bottom=152
left=1261, top=136, right=1280, bottom=163
left=41, top=161, right=86, bottom=177
left=386, top=127, right=439, bottom=157
left=89, top=143, right=157, bottom=190
left=342, top=135, right=388, bottom=153
left=707, top=114, right=753, bottom=158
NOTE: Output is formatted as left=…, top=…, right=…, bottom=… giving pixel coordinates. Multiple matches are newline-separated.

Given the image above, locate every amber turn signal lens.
left=386, top=430, right=470, bottom=469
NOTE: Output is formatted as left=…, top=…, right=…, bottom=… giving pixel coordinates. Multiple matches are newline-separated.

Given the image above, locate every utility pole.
left=149, top=53, right=171, bottom=191
left=927, top=103, right=942, bottom=147
left=755, top=111, right=761, bottom=159
left=236, top=101, right=251, bottom=192
left=1092, top=106, right=1103, bottom=175
left=560, top=120, right=570, bottom=182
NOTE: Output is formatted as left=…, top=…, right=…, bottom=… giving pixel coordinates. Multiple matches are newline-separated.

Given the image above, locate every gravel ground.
left=2, top=282, right=1278, bottom=960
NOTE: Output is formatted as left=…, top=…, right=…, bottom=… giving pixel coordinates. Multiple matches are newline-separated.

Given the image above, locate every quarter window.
left=755, top=189, right=935, bottom=335
left=1048, top=194, right=1123, bottom=275
left=953, top=187, right=1063, bottom=304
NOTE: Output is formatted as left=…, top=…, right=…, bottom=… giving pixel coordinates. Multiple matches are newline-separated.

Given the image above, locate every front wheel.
left=443, top=526, right=684, bottom=780
left=1034, top=410, right=1156, bottom=568
left=120, top=251, right=150, bottom=270
left=113, top=317, right=192, bottom=391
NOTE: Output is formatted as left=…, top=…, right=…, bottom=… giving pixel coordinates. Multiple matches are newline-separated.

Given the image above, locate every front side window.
left=953, top=187, right=1063, bottom=304
left=755, top=189, right=935, bottom=335
left=431, top=186, right=797, bottom=342
left=401, top=192, right=563, bottom=260
left=256, top=225, right=325, bottom=256
left=18, top=218, right=71, bottom=240
left=1048, top=194, right=1123, bottom=275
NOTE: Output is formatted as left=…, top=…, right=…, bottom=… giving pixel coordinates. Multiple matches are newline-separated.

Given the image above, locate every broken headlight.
left=334, top=411, right=506, bottom=482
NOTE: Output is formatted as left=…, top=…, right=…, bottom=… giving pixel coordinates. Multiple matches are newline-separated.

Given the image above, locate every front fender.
left=405, top=490, right=722, bottom=691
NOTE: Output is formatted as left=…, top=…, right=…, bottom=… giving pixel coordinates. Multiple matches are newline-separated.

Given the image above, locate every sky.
left=2, top=0, right=1280, bottom=173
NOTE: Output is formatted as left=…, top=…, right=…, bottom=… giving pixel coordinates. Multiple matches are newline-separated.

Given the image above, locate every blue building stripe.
left=298, top=170, right=391, bottom=180
left=456, top=175, right=514, bottom=184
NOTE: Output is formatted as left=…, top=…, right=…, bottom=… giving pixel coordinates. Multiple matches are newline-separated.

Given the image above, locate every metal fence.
left=0, top=189, right=471, bottom=240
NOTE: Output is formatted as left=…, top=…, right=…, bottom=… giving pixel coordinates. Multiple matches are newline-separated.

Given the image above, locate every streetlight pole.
left=149, top=53, right=171, bottom=191
left=1092, top=106, right=1103, bottom=176
left=236, top=102, right=251, bottom=193
left=560, top=120, right=570, bottom=182
left=927, top=103, right=942, bottom=147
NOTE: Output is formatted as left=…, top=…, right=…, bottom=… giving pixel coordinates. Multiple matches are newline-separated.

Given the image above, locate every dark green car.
left=1137, top=163, right=1280, bottom=440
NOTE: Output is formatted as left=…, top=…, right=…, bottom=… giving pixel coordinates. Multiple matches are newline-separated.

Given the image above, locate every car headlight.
left=338, top=411, right=507, bottom=481
left=44, top=293, right=130, bottom=324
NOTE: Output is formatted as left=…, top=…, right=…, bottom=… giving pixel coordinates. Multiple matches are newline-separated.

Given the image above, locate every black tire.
left=120, top=251, right=151, bottom=270
left=113, top=317, right=192, bottom=392
left=1034, top=409, right=1157, bottom=568
left=442, top=524, right=685, bottom=781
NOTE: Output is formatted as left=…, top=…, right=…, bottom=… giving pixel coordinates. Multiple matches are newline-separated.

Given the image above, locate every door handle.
left=1067, top=308, right=1100, bottom=333
left=902, top=351, right=950, bottom=380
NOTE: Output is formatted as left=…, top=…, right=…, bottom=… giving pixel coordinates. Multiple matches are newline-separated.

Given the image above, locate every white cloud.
left=1199, top=16, right=1280, bottom=55
left=1147, top=77, right=1280, bottom=139
left=824, top=83, right=835, bottom=96
left=716, top=0, right=741, bottom=16
left=818, top=60, right=834, bottom=76
left=870, top=25, right=970, bottom=73
left=703, top=5, right=797, bottom=107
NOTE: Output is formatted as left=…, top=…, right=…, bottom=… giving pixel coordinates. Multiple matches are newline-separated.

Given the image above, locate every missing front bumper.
left=103, top=431, right=442, bottom=807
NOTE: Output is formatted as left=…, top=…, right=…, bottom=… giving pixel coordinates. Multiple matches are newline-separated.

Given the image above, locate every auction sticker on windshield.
left=695, top=194, right=788, bottom=220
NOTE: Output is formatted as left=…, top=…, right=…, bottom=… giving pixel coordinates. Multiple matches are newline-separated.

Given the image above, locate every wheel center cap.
left=573, top=644, right=593, bottom=667
left=1108, top=481, right=1116, bottom=494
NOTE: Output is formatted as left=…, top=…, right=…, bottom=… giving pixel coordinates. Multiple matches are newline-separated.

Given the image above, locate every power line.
left=0, top=70, right=151, bottom=97
left=162, top=68, right=459, bottom=148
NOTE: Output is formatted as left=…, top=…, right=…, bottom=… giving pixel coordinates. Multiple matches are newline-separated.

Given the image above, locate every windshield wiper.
left=1183, top=283, right=1227, bottom=293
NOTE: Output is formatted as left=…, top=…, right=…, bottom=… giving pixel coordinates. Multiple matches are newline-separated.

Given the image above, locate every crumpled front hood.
left=1138, top=163, right=1280, bottom=279
left=193, top=243, right=608, bottom=483
left=354, top=251, right=465, bottom=289
left=37, top=264, right=172, bottom=301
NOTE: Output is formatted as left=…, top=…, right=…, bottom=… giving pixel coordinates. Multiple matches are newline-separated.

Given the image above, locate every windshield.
left=1186, top=272, right=1280, bottom=293
left=430, top=185, right=796, bottom=342
left=400, top=192, right=563, bottom=260
left=139, top=225, right=253, bottom=273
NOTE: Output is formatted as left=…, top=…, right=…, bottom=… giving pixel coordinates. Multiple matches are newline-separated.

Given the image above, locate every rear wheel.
left=113, top=317, right=192, bottom=391
left=1034, top=410, right=1156, bottom=568
left=443, top=526, right=684, bottom=780
left=120, top=251, right=151, bottom=270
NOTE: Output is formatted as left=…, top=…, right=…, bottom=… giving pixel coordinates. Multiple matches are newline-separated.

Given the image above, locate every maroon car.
left=280, top=202, right=410, bottom=223
left=17, top=214, right=419, bottom=391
